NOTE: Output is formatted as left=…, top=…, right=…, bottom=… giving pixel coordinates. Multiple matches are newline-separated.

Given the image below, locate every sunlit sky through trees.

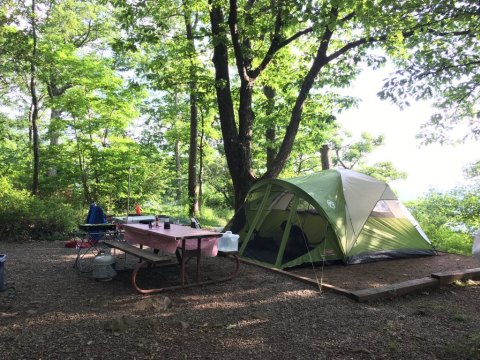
left=338, top=66, right=479, bottom=201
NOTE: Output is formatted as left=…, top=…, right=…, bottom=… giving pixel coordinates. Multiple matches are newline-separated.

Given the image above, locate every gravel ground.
left=0, top=241, right=479, bottom=360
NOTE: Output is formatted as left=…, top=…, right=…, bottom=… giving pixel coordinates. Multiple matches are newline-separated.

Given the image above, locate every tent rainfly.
left=227, top=169, right=436, bottom=269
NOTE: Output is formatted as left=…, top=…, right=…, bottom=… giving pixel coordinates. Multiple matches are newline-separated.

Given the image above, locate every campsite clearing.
left=1, top=241, right=479, bottom=359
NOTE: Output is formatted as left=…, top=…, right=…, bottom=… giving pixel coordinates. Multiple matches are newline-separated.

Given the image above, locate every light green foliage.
left=361, top=161, right=407, bottom=183
left=196, top=207, right=233, bottom=229
left=331, top=131, right=385, bottom=169
left=0, top=0, right=150, bottom=213
left=407, top=182, right=480, bottom=255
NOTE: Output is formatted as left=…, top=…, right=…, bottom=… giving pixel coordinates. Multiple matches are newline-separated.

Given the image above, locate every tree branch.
left=250, top=26, right=313, bottom=79
left=262, top=7, right=338, bottom=179
left=228, top=0, right=249, bottom=82
left=73, top=20, right=92, bottom=48
left=415, top=60, right=480, bottom=80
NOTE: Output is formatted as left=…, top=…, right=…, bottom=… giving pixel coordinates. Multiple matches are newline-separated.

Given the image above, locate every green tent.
left=228, top=169, right=436, bottom=269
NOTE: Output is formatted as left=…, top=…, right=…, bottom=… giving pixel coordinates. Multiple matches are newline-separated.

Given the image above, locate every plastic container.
left=217, top=231, right=239, bottom=252
left=0, top=254, right=6, bottom=291
left=184, top=238, right=218, bottom=257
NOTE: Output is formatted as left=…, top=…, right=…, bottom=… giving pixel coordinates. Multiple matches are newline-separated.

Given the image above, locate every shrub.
left=427, top=228, right=473, bottom=255
left=0, top=177, right=78, bottom=241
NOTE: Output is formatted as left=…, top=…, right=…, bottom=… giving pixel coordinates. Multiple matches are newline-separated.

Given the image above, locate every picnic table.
left=104, top=223, right=239, bottom=294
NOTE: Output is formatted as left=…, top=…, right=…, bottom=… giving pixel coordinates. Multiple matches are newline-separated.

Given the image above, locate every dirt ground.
left=1, top=241, right=480, bottom=360
left=290, top=251, right=480, bottom=291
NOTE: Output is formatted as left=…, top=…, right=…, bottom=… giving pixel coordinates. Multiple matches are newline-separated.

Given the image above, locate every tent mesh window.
left=370, top=200, right=407, bottom=219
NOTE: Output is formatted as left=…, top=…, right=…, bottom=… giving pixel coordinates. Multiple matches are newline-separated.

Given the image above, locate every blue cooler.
left=0, top=254, right=6, bottom=291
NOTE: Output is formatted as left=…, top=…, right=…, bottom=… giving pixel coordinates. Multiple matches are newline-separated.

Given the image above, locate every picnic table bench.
left=103, top=239, right=172, bottom=264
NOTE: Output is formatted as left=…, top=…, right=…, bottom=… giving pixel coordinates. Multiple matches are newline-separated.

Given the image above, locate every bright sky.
left=337, top=67, right=479, bottom=201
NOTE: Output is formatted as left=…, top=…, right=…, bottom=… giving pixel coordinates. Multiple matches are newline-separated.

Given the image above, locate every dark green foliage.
left=0, top=178, right=79, bottom=241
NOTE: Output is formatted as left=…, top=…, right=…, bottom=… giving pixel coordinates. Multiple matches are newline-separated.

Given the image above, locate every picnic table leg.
left=180, top=239, right=186, bottom=286
left=224, top=253, right=240, bottom=279
left=131, top=260, right=149, bottom=294
left=130, top=254, right=240, bottom=295
left=196, top=238, right=201, bottom=283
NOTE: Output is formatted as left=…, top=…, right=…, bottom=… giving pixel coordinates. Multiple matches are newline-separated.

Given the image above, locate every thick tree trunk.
left=209, top=1, right=338, bottom=209
left=209, top=4, right=254, bottom=209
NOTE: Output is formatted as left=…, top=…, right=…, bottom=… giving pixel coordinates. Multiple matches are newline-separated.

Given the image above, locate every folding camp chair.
left=74, top=204, right=121, bottom=273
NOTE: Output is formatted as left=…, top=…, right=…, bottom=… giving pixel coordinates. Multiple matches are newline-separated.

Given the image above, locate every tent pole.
left=238, top=184, right=272, bottom=255
left=275, top=196, right=299, bottom=267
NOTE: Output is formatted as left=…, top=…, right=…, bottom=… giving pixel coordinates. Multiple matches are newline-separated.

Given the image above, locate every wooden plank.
left=239, top=258, right=354, bottom=298
left=103, top=240, right=172, bottom=264
left=431, top=268, right=480, bottom=285
left=351, top=277, right=439, bottom=302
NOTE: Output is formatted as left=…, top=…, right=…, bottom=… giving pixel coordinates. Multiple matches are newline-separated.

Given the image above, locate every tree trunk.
left=320, top=144, right=330, bottom=170
left=73, top=127, right=92, bottom=204
left=198, top=109, right=205, bottom=212
left=184, top=7, right=199, bottom=217
left=187, top=92, right=199, bottom=216
left=47, top=108, right=62, bottom=177
left=29, top=0, right=40, bottom=195
left=264, top=50, right=330, bottom=179
left=209, top=3, right=255, bottom=209
left=263, top=86, right=276, bottom=172
left=209, top=1, right=337, bottom=209
left=174, top=138, right=182, bottom=202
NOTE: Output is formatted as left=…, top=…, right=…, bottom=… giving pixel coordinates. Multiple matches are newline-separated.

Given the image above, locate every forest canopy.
left=0, top=0, right=478, bottom=245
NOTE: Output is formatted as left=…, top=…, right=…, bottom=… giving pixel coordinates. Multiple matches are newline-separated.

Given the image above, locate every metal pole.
left=126, top=167, right=132, bottom=223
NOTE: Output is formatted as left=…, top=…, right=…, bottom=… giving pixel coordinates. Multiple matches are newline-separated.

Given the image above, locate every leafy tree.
left=0, top=0, right=147, bottom=211
left=110, top=0, right=228, bottom=215
left=331, top=132, right=385, bottom=170
left=379, top=1, right=480, bottom=144
left=207, top=0, right=479, bottom=209
left=53, top=58, right=145, bottom=205
left=325, top=131, right=407, bottom=182
left=361, top=162, right=407, bottom=184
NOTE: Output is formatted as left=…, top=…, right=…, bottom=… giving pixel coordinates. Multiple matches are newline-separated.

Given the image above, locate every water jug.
left=217, top=231, right=239, bottom=252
